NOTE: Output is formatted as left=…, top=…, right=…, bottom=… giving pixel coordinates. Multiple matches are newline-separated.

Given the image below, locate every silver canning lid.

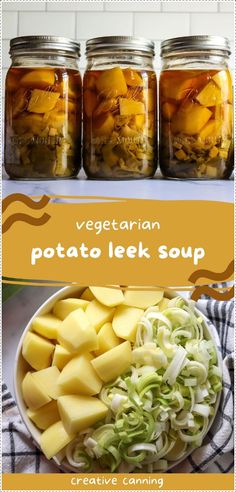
left=86, top=36, right=155, bottom=56
left=10, top=36, right=80, bottom=56
left=161, top=35, right=231, bottom=56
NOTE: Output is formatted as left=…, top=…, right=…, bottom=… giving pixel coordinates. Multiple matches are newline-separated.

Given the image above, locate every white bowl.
left=14, top=286, right=222, bottom=472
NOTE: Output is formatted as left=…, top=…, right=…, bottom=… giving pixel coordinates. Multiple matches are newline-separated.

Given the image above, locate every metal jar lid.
left=10, top=36, right=80, bottom=56
left=161, top=35, right=231, bottom=57
left=86, top=36, right=155, bottom=56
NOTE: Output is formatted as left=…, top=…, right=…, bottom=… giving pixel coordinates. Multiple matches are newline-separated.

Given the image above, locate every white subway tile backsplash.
left=77, top=12, right=133, bottom=38
left=2, top=40, right=11, bottom=69
left=105, top=1, right=161, bottom=12
left=191, top=13, right=234, bottom=38
left=46, top=1, right=104, bottom=11
left=162, top=1, right=218, bottom=12
left=134, top=13, right=190, bottom=39
left=3, top=1, right=46, bottom=11
left=219, top=1, right=234, bottom=12
left=2, top=1, right=234, bottom=69
left=19, top=12, right=76, bottom=37
left=2, top=12, right=18, bottom=38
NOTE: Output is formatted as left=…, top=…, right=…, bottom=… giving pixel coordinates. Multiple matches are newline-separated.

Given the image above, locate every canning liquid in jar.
left=159, top=36, right=234, bottom=179
left=83, top=37, right=157, bottom=179
left=4, top=36, right=81, bottom=179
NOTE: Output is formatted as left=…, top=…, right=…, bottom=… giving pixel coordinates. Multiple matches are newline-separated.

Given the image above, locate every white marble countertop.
left=2, top=174, right=234, bottom=202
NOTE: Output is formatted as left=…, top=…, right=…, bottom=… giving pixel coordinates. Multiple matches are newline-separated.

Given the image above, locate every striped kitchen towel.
left=2, top=297, right=234, bottom=474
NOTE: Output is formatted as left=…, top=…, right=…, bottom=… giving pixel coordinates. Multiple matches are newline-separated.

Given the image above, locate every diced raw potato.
left=162, top=102, right=176, bottom=121
left=28, top=89, right=60, bottom=113
left=91, top=341, right=132, bottom=382
left=80, top=288, right=95, bottom=301
left=22, top=372, right=51, bottom=410
left=86, top=300, right=115, bottom=333
left=158, top=297, right=170, bottom=312
left=57, top=354, right=102, bottom=396
left=143, top=89, right=155, bottom=112
left=119, top=98, right=145, bottom=116
left=20, top=70, right=55, bottom=88
left=22, top=332, right=55, bottom=370
left=31, top=314, right=61, bottom=339
left=32, top=366, right=62, bottom=399
left=123, top=288, right=164, bottom=309
left=95, top=322, right=121, bottom=356
left=112, top=306, right=144, bottom=342
left=171, top=103, right=212, bottom=135
left=58, top=395, right=108, bottom=434
left=52, top=344, right=74, bottom=370
left=96, top=67, right=127, bottom=97
left=123, top=69, right=144, bottom=87
left=93, top=113, right=114, bottom=137
left=27, top=400, right=60, bottom=430
left=196, top=81, right=223, bottom=107
left=212, top=70, right=232, bottom=103
left=53, top=298, right=89, bottom=320
left=40, top=420, right=75, bottom=460
left=84, top=89, right=97, bottom=117
left=57, top=308, right=98, bottom=353
left=89, top=286, right=124, bottom=307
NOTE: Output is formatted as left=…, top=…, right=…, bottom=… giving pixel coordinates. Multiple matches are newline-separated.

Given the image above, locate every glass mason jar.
left=4, top=36, right=82, bottom=179
left=159, top=36, right=234, bottom=179
left=83, top=36, right=157, bottom=179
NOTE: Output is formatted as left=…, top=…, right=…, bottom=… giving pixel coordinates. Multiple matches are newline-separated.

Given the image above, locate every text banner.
left=2, top=197, right=234, bottom=287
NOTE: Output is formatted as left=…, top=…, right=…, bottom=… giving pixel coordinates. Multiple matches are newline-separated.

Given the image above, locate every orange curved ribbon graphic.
left=2, top=193, right=50, bottom=213
left=189, top=260, right=234, bottom=284
left=2, top=213, right=51, bottom=233
left=191, top=285, right=234, bottom=302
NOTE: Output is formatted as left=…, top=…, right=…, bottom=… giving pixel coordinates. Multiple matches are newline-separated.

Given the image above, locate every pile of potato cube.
left=21, top=286, right=165, bottom=460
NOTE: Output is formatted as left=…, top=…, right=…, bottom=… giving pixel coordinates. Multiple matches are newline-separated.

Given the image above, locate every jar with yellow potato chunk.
left=83, top=36, right=157, bottom=179
left=4, top=36, right=82, bottom=179
left=159, top=36, right=234, bottom=179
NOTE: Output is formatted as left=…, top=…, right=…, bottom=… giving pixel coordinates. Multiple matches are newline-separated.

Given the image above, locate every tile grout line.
left=17, top=10, right=19, bottom=36
left=74, top=10, right=77, bottom=39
